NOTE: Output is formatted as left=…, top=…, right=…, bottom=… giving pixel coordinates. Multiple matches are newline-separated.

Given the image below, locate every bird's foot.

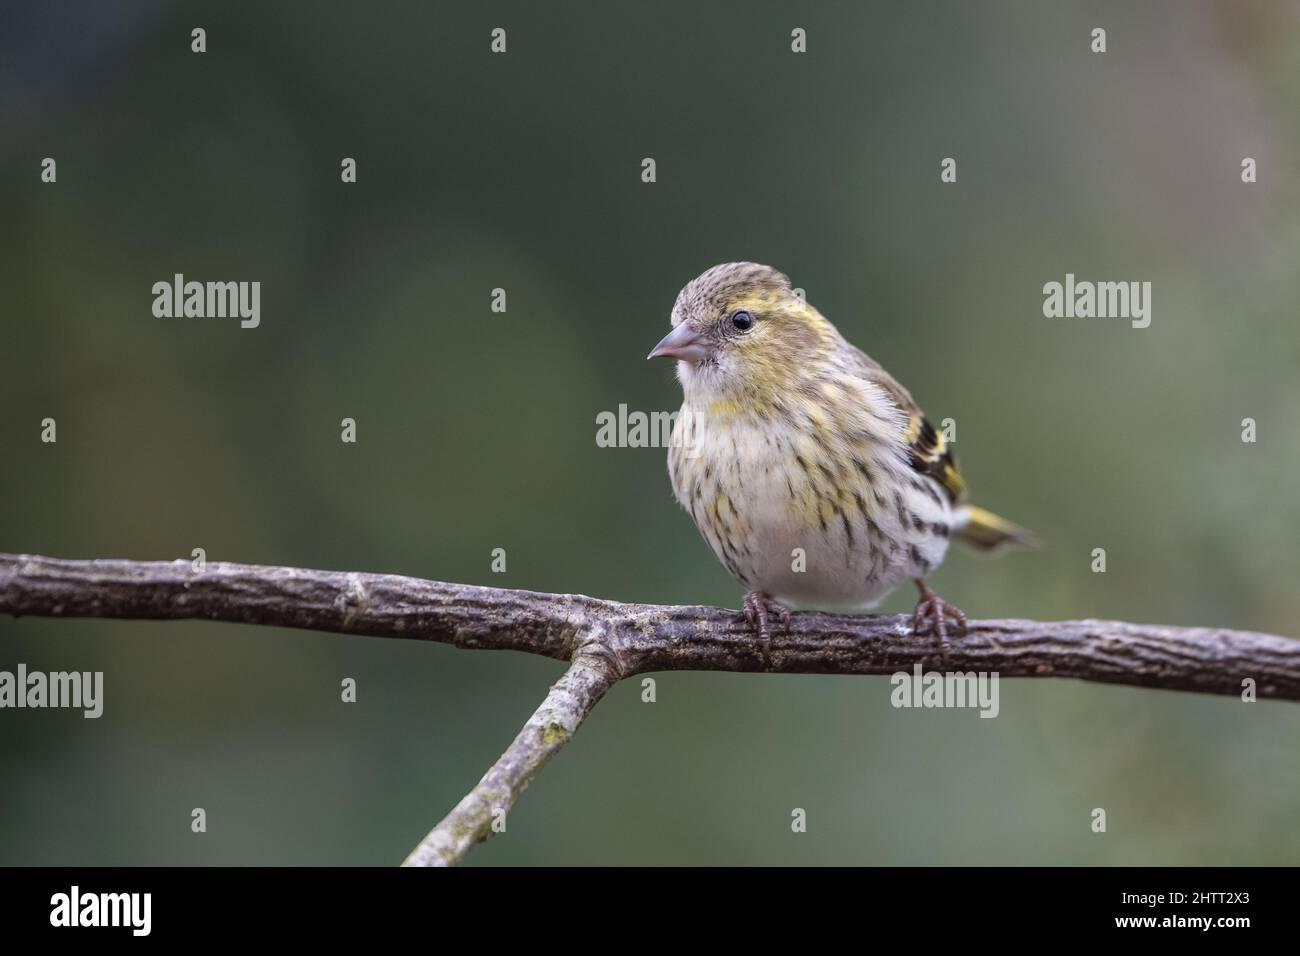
left=740, top=591, right=791, bottom=647
left=911, top=579, right=967, bottom=650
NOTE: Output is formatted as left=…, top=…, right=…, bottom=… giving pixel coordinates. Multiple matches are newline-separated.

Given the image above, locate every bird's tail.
left=953, top=505, right=1038, bottom=553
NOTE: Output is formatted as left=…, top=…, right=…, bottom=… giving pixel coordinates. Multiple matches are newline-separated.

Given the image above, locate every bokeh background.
left=2, top=1, right=1298, bottom=865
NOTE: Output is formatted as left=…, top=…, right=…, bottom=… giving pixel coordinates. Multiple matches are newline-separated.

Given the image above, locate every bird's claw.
left=911, top=581, right=967, bottom=650
left=740, top=591, right=790, bottom=645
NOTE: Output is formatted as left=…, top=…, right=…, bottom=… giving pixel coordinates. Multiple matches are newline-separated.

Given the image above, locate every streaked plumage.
left=649, top=262, right=1032, bottom=639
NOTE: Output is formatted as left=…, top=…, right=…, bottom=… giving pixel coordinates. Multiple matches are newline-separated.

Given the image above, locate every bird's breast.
left=668, top=402, right=953, bottom=609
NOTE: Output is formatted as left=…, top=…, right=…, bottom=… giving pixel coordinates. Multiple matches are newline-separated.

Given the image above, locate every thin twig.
left=401, top=649, right=619, bottom=866
left=2, top=552, right=1297, bottom=864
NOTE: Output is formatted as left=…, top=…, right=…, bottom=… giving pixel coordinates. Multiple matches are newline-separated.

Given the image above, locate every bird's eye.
left=730, top=310, right=754, bottom=331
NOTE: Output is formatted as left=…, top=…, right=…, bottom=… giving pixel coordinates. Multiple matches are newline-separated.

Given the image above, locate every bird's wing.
left=845, top=344, right=967, bottom=504
left=901, top=411, right=966, bottom=504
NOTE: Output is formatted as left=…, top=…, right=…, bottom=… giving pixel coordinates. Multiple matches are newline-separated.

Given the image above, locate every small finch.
left=648, top=262, right=1033, bottom=643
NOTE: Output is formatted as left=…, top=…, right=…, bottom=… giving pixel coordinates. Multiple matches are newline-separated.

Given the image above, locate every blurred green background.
left=2, top=1, right=1299, bottom=865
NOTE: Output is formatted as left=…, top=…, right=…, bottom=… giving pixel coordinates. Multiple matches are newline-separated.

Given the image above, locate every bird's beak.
left=647, top=324, right=710, bottom=363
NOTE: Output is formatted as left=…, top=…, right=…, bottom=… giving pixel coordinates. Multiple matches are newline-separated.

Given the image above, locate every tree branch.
left=3, top=552, right=1297, bottom=864
left=401, top=649, right=619, bottom=866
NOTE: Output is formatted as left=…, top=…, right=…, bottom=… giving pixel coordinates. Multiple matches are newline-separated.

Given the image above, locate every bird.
left=648, top=261, right=1033, bottom=645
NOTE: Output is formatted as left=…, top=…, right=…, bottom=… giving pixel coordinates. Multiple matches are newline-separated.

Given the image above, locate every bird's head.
left=648, top=262, right=837, bottom=405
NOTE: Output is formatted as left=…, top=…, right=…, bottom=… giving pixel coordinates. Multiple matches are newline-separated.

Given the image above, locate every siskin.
left=648, top=262, right=1033, bottom=642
